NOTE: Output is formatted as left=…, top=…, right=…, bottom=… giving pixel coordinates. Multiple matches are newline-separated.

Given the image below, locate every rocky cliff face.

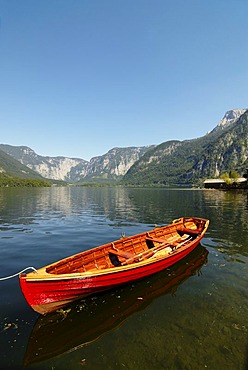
left=0, top=145, right=88, bottom=182
left=211, top=109, right=246, bottom=133
left=82, top=146, right=154, bottom=182
left=0, top=144, right=153, bottom=183
left=0, top=147, right=45, bottom=179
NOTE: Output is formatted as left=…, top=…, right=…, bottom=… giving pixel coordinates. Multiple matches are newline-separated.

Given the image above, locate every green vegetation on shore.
left=0, top=174, right=51, bottom=187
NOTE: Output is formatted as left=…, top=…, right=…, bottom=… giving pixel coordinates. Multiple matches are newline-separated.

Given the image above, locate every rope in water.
left=0, top=267, right=38, bottom=281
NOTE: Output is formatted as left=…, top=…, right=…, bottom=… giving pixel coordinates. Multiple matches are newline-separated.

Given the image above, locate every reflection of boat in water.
left=24, top=244, right=208, bottom=366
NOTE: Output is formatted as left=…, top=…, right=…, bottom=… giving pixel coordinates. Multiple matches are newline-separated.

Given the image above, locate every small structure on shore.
left=204, top=179, right=226, bottom=189
left=204, top=176, right=248, bottom=189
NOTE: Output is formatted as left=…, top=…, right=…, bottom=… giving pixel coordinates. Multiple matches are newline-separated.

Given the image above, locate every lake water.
left=0, top=187, right=247, bottom=370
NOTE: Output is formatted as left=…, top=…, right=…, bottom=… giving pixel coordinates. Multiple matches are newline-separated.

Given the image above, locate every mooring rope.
left=0, top=267, right=38, bottom=281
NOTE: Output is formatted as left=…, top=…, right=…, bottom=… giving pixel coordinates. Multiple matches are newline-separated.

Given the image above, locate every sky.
left=0, top=0, right=247, bottom=161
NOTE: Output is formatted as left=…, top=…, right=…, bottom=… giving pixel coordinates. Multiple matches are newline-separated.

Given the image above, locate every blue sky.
left=0, top=0, right=247, bottom=161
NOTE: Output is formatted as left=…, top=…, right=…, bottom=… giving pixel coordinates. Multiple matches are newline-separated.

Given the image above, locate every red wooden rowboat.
left=24, top=245, right=208, bottom=365
left=19, top=216, right=209, bottom=315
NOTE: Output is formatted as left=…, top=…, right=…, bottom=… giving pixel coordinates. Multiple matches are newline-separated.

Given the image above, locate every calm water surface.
left=0, top=187, right=247, bottom=370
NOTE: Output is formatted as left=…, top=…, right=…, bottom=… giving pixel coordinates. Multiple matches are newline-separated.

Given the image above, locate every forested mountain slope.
left=122, top=110, right=248, bottom=186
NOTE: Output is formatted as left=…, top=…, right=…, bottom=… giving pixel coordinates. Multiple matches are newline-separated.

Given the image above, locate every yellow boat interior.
left=45, top=217, right=206, bottom=275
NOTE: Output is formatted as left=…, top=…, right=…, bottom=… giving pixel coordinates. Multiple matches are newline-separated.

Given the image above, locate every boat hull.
left=20, top=239, right=202, bottom=314
left=19, top=217, right=209, bottom=314
left=24, top=245, right=209, bottom=365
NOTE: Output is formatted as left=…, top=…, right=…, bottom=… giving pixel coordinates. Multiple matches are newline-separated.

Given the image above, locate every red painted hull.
left=19, top=217, right=209, bottom=314
left=24, top=245, right=209, bottom=366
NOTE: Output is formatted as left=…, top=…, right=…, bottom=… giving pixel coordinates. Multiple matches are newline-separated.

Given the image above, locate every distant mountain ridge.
left=0, top=144, right=153, bottom=183
left=0, top=145, right=88, bottom=183
left=0, top=147, right=46, bottom=180
left=1, top=108, right=247, bottom=185
left=122, top=109, right=248, bottom=185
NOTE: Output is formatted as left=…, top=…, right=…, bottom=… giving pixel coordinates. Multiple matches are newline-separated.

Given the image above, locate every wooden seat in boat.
left=108, top=247, right=135, bottom=260
left=145, top=233, right=166, bottom=243
left=177, top=226, right=201, bottom=237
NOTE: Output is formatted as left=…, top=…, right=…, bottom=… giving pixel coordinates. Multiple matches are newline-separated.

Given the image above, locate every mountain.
left=196, top=110, right=248, bottom=178
left=0, top=144, right=153, bottom=183
left=1, top=108, right=247, bottom=186
left=0, top=147, right=47, bottom=180
left=81, top=146, right=154, bottom=183
left=122, top=109, right=248, bottom=186
left=0, top=145, right=88, bottom=183
left=211, top=109, right=247, bottom=133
